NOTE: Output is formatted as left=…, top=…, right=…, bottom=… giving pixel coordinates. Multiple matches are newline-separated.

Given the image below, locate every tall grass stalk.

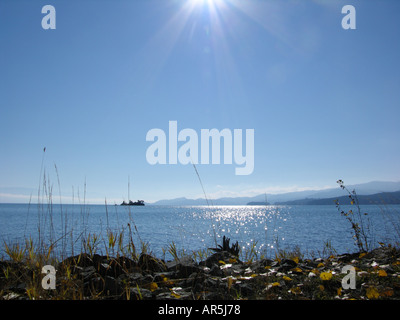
left=335, top=179, right=372, bottom=252
left=191, top=162, right=219, bottom=248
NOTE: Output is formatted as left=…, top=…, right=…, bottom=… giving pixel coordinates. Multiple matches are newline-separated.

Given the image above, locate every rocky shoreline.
left=1, top=244, right=400, bottom=300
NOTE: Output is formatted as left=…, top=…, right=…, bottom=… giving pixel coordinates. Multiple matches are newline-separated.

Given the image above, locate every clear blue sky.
left=1, top=0, right=399, bottom=203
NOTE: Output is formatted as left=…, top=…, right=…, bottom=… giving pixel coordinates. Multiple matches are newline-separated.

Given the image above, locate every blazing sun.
left=139, top=0, right=285, bottom=100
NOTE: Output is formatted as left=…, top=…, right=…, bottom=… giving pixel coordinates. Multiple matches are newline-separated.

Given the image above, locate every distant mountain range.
left=274, top=190, right=400, bottom=205
left=150, top=181, right=400, bottom=206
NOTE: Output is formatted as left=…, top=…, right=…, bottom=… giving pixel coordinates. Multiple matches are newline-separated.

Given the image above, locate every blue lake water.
left=0, top=203, right=399, bottom=259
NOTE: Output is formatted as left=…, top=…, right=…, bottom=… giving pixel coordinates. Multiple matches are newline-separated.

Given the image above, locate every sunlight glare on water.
left=186, top=205, right=290, bottom=256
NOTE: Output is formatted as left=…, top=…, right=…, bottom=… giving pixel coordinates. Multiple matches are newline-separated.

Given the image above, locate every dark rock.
left=141, top=273, right=155, bottom=284
left=337, top=252, right=359, bottom=263
left=68, top=265, right=83, bottom=275
left=98, top=257, right=137, bottom=278
left=119, top=272, right=143, bottom=283
left=96, top=263, right=108, bottom=277
left=298, top=262, right=314, bottom=272
left=118, top=272, right=153, bottom=287
left=270, top=260, right=280, bottom=268
left=114, top=256, right=138, bottom=272
left=129, top=287, right=153, bottom=300
left=59, top=253, right=94, bottom=270
left=138, top=254, right=166, bottom=272
left=281, top=258, right=298, bottom=266
left=166, top=256, right=201, bottom=277
left=209, top=265, right=224, bottom=277
left=200, top=251, right=238, bottom=268
left=153, top=271, right=176, bottom=283
left=203, top=277, right=220, bottom=290
left=229, top=263, right=245, bottom=276
left=382, top=265, right=396, bottom=274
left=156, top=292, right=179, bottom=300
left=252, top=258, right=274, bottom=272
left=367, top=246, right=398, bottom=262
left=203, top=291, right=225, bottom=300
left=303, top=259, right=322, bottom=269
left=85, top=276, right=104, bottom=295
left=92, top=254, right=110, bottom=270
left=107, top=259, right=124, bottom=277
left=175, top=289, right=193, bottom=300
left=8, top=282, right=27, bottom=294
left=189, top=272, right=208, bottom=292
left=278, top=259, right=298, bottom=272
left=83, top=274, right=122, bottom=297
left=104, top=276, right=123, bottom=296
left=80, top=266, right=96, bottom=280
left=235, top=282, right=254, bottom=297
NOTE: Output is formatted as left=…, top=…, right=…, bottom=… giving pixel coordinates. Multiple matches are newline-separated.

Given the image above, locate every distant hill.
left=247, top=202, right=270, bottom=206
left=274, top=190, right=400, bottom=205
left=150, top=181, right=400, bottom=206
left=152, top=196, right=265, bottom=206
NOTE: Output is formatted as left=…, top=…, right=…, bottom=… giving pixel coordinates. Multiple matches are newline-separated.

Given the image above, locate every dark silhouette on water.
left=209, top=236, right=239, bottom=257
left=121, top=200, right=145, bottom=206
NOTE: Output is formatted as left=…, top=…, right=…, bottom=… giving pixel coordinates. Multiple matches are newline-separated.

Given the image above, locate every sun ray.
left=133, top=0, right=291, bottom=105
left=133, top=1, right=197, bottom=87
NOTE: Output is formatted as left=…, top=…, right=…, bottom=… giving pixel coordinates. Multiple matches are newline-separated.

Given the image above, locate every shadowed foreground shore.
left=1, top=244, right=400, bottom=300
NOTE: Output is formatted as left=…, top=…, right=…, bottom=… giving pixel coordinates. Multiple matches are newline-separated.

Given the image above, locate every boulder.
left=367, top=246, right=399, bottom=262
left=200, top=251, right=239, bottom=268
left=115, top=256, right=138, bottom=271
left=79, top=266, right=96, bottom=281
left=138, top=253, right=167, bottom=272
left=58, top=253, right=94, bottom=270
left=251, top=258, right=274, bottom=272
left=165, top=256, right=201, bottom=277
left=129, top=287, right=153, bottom=300
left=337, top=252, right=359, bottom=263
left=209, top=265, right=225, bottom=277
left=104, top=276, right=123, bottom=296
left=277, top=259, right=298, bottom=272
